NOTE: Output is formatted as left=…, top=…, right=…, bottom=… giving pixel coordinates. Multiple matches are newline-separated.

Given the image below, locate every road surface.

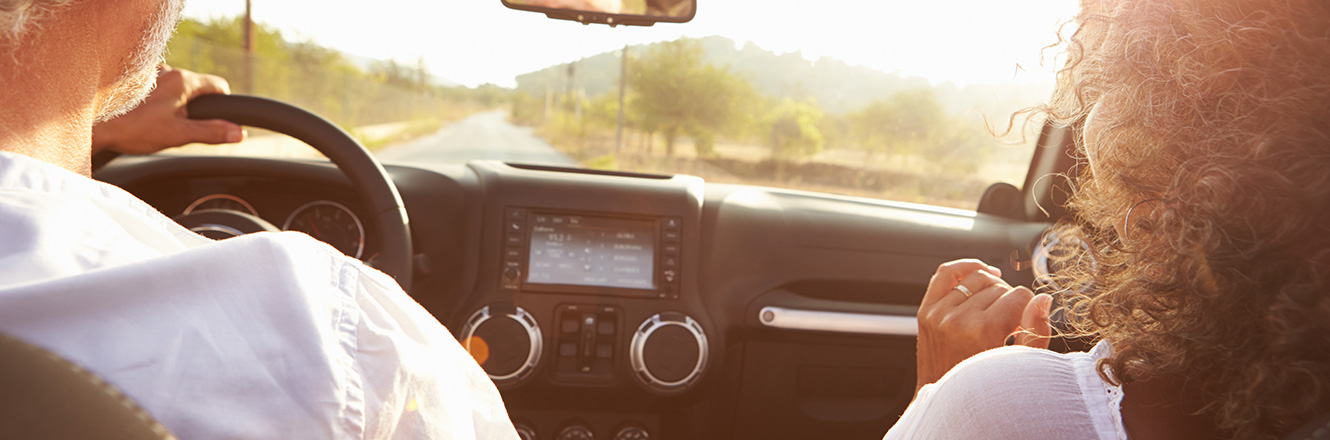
left=376, top=110, right=579, bottom=167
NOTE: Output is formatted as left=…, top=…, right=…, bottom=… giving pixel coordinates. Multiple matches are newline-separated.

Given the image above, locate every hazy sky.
left=182, top=0, right=1079, bottom=88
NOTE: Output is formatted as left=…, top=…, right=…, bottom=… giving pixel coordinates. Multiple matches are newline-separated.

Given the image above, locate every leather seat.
left=0, top=332, right=175, bottom=439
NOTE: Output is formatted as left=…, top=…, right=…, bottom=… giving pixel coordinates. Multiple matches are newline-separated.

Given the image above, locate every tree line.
left=513, top=38, right=1018, bottom=174
left=165, top=16, right=505, bottom=131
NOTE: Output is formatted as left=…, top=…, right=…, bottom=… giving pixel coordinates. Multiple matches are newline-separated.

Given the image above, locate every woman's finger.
left=950, top=280, right=1008, bottom=312
left=1015, top=293, right=1053, bottom=349
left=986, top=285, right=1035, bottom=325
left=950, top=270, right=1009, bottom=309
left=921, top=259, right=994, bottom=308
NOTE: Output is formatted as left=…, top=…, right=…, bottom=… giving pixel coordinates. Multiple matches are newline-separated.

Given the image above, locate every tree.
left=627, top=38, right=759, bottom=157
left=510, top=90, right=543, bottom=126
left=766, top=99, right=825, bottom=160
left=931, top=126, right=993, bottom=175
left=166, top=16, right=511, bottom=132
left=369, top=60, right=421, bottom=90
left=167, top=16, right=292, bottom=99
left=850, top=88, right=948, bottom=155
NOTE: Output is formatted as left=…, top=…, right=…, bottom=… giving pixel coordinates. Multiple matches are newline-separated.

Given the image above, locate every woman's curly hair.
left=1042, top=0, right=1330, bottom=438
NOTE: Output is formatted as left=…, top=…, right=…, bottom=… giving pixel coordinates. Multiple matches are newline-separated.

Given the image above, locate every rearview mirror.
left=501, top=0, right=696, bottom=27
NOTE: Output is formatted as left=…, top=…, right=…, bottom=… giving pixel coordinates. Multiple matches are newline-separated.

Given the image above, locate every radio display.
left=526, top=213, right=656, bottom=290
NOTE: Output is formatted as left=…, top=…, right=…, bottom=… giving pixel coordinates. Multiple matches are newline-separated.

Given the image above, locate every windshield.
left=171, top=0, right=1077, bottom=209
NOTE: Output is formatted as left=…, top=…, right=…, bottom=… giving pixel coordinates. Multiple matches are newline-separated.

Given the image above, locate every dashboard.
left=181, top=193, right=368, bottom=257
left=97, top=155, right=1054, bottom=440
left=117, top=166, right=381, bottom=261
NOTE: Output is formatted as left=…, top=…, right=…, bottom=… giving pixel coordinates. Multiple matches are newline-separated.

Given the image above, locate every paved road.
left=376, top=110, right=578, bottom=167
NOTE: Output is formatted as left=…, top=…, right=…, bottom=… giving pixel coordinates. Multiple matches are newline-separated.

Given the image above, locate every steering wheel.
left=93, top=95, right=413, bottom=289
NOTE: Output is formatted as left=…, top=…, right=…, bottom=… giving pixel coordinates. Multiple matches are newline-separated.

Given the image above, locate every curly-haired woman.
left=885, top=0, right=1330, bottom=439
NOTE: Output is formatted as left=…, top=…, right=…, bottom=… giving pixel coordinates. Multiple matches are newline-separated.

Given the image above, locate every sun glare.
left=182, top=0, right=1077, bottom=88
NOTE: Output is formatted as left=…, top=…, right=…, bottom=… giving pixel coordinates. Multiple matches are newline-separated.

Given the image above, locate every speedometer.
left=182, top=194, right=259, bottom=216
left=282, top=201, right=365, bottom=259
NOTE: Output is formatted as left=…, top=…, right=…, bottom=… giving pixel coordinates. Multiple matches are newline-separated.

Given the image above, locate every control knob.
left=556, top=424, right=594, bottom=440
left=629, top=312, right=708, bottom=394
left=460, top=304, right=542, bottom=388
left=514, top=423, right=537, bottom=440
left=613, top=425, right=650, bottom=440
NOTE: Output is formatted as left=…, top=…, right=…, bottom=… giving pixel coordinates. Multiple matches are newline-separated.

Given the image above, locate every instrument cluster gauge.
left=182, top=194, right=259, bottom=216
left=282, top=200, right=365, bottom=259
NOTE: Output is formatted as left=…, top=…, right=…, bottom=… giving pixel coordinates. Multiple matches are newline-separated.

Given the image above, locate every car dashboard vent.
left=506, top=162, right=673, bottom=180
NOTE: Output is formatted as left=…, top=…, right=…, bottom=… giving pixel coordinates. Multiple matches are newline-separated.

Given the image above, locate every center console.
left=455, top=162, right=714, bottom=440
left=499, top=209, right=681, bottom=299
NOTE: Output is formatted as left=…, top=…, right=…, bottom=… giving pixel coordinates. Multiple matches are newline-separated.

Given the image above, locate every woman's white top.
left=884, top=341, right=1128, bottom=440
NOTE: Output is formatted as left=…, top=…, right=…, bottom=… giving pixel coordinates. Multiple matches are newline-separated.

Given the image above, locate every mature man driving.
left=0, top=0, right=518, bottom=438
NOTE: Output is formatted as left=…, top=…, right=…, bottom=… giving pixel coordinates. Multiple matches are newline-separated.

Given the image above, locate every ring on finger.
left=953, top=284, right=974, bottom=298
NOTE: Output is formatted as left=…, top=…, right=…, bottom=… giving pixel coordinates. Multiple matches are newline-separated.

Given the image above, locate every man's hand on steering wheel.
left=92, top=65, right=246, bottom=155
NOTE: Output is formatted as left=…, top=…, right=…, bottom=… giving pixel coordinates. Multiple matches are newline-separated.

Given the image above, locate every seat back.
left=0, top=333, right=175, bottom=439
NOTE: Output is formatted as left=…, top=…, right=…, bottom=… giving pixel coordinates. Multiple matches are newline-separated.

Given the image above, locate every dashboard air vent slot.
left=507, top=162, right=673, bottom=180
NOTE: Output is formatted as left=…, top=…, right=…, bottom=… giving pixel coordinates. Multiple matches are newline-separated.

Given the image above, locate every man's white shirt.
left=0, top=151, right=518, bottom=439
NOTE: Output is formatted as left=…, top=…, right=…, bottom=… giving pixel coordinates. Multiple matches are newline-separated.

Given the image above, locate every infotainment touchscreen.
left=526, top=213, right=656, bottom=290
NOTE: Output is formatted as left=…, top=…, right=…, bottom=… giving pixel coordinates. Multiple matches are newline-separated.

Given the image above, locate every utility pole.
left=544, top=85, right=553, bottom=124
left=242, top=0, right=254, bottom=94
left=568, top=61, right=581, bottom=123
left=416, top=56, right=427, bottom=116
left=615, top=45, right=628, bottom=155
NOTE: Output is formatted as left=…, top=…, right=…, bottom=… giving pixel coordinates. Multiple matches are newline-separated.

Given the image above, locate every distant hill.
left=514, top=36, right=1053, bottom=117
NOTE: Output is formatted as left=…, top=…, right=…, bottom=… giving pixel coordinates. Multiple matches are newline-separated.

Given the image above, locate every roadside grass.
left=354, top=119, right=445, bottom=151
left=356, top=103, right=500, bottom=151
left=173, top=105, right=499, bottom=159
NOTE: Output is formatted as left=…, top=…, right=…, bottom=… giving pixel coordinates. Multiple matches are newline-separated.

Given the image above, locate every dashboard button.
left=559, top=342, right=578, bottom=357
left=505, top=247, right=523, bottom=259
left=663, top=243, right=680, bottom=254
left=662, top=269, right=677, bottom=283
left=663, top=217, right=681, bottom=231
left=506, top=221, right=525, bottom=234
left=506, top=207, right=526, bottom=221
left=561, top=316, right=580, bottom=333
left=663, top=231, right=680, bottom=242
left=505, top=234, right=523, bottom=246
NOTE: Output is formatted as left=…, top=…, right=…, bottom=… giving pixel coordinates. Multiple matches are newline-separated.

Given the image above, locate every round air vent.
left=460, top=304, right=543, bottom=387
left=629, top=312, right=707, bottom=394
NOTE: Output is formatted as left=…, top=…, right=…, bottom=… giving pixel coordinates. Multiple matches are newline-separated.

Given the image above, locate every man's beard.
left=93, top=0, right=182, bottom=123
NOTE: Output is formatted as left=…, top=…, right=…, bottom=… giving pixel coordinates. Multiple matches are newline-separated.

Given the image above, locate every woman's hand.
left=914, top=259, right=1053, bottom=391
left=92, top=66, right=245, bottom=155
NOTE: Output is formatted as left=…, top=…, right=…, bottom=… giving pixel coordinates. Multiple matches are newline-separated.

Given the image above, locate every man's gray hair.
left=0, top=0, right=74, bottom=42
